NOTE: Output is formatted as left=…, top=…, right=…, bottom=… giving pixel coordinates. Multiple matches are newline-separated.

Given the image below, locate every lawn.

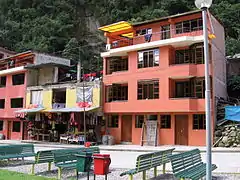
left=0, top=169, right=56, bottom=180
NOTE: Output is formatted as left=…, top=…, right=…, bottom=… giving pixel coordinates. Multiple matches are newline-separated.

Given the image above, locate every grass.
left=0, top=169, right=56, bottom=180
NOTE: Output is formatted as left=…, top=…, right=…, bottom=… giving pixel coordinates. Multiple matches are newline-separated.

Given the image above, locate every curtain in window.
left=31, top=90, right=43, bottom=105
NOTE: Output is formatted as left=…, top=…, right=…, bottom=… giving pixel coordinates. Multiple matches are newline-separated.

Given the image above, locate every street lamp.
left=195, top=0, right=213, bottom=180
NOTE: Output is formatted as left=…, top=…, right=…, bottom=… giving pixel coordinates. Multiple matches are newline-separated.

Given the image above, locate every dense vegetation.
left=0, top=0, right=239, bottom=72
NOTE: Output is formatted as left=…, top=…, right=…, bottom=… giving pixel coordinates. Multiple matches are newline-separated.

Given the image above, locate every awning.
left=15, top=107, right=45, bottom=113
left=98, top=21, right=132, bottom=33
left=47, top=106, right=99, bottom=113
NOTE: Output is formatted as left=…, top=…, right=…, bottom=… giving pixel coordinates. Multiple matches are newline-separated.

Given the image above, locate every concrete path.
left=1, top=140, right=240, bottom=173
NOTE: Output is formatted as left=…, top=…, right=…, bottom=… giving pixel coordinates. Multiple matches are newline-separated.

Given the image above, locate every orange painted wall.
left=103, top=46, right=209, bottom=113
left=158, top=114, right=175, bottom=145
left=0, top=70, right=26, bottom=140
left=131, top=115, right=142, bottom=145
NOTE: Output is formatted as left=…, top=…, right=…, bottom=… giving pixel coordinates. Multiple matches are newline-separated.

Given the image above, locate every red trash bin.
left=93, top=154, right=111, bottom=175
left=84, top=142, right=91, bottom=147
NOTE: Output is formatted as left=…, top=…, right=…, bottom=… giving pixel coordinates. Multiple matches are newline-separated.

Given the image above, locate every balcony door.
left=175, top=115, right=188, bottom=145
left=121, top=115, right=132, bottom=142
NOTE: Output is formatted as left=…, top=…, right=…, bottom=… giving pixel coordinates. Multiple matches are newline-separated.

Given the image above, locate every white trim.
left=0, top=66, right=25, bottom=76
left=101, top=35, right=204, bottom=57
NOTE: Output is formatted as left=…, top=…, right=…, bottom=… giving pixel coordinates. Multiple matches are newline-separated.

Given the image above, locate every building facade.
left=0, top=51, right=34, bottom=140
left=100, top=10, right=227, bottom=146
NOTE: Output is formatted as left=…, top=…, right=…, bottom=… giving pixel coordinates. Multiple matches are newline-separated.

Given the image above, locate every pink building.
left=99, top=10, right=227, bottom=146
left=0, top=51, right=33, bottom=140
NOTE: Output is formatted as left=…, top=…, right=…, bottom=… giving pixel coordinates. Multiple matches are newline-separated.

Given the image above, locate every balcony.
left=101, top=27, right=204, bottom=57
left=106, top=57, right=128, bottom=75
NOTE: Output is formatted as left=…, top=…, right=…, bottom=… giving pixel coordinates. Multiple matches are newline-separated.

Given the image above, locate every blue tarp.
left=225, top=106, right=240, bottom=122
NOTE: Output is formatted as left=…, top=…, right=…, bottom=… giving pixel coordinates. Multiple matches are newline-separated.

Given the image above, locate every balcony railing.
left=109, top=27, right=203, bottom=49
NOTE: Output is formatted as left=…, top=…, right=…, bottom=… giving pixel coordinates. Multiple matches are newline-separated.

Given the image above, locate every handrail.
left=108, top=27, right=204, bottom=49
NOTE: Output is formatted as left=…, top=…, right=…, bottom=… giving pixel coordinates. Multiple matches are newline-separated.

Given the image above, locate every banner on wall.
left=76, top=86, right=93, bottom=108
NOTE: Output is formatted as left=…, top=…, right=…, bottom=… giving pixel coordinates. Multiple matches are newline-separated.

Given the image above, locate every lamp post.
left=195, top=0, right=212, bottom=180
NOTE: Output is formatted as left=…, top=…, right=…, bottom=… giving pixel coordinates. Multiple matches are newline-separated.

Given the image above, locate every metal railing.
left=109, top=27, right=203, bottom=49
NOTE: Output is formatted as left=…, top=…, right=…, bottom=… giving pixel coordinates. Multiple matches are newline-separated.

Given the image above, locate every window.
left=107, top=57, right=128, bottom=74
left=138, top=49, right=159, bottom=68
left=12, top=121, right=21, bottom=132
left=195, top=78, right=205, bottom=98
left=135, top=115, right=144, bottom=128
left=136, top=28, right=152, bottom=36
left=106, top=84, right=128, bottom=102
left=175, top=50, right=190, bottom=64
left=0, top=76, right=6, bottom=87
left=161, top=25, right=170, bottom=39
left=160, top=115, right=171, bottom=128
left=0, top=121, right=3, bottom=131
left=175, top=18, right=203, bottom=34
left=146, top=115, right=158, bottom=121
left=174, top=44, right=204, bottom=65
left=175, top=81, right=193, bottom=98
left=0, top=99, right=5, bottom=109
left=138, top=80, right=159, bottom=100
left=193, top=114, right=206, bottom=130
left=12, top=73, right=25, bottom=85
left=107, top=115, right=119, bottom=128
left=11, top=98, right=23, bottom=108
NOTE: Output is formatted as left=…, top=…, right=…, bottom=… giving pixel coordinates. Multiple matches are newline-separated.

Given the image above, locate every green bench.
left=0, top=144, right=35, bottom=161
left=53, top=147, right=100, bottom=179
left=120, top=148, right=175, bottom=180
left=31, top=150, right=54, bottom=174
left=169, top=148, right=217, bottom=180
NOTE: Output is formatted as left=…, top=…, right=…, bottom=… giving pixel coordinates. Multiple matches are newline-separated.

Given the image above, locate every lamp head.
left=195, top=0, right=212, bottom=9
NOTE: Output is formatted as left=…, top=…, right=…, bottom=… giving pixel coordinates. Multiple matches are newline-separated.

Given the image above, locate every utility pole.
left=78, top=48, right=87, bottom=144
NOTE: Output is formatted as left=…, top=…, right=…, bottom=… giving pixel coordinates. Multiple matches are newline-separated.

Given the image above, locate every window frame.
left=160, top=115, right=171, bottom=129
left=12, top=121, right=21, bottom=132
left=0, top=99, right=5, bottom=109
left=175, top=18, right=203, bottom=34
left=107, top=57, right=128, bottom=75
left=193, top=114, right=206, bottom=130
left=135, top=115, right=144, bottom=128
left=137, top=80, right=159, bottom=100
left=107, top=115, right=119, bottom=128
left=0, top=76, right=6, bottom=88
left=12, top=73, right=25, bottom=86
left=138, top=49, right=159, bottom=69
left=11, top=98, right=24, bottom=108
left=105, top=84, right=128, bottom=102
left=0, top=121, right=3, bottom=131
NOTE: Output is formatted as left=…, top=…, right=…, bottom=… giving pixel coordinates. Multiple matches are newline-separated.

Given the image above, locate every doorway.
left=22, top=121, right=28, bottom=140
left=175, top=115, right=188, bottom=145
left=7, top=121, right=12, bottom=140
left=121, top=115, right=132, bottom=142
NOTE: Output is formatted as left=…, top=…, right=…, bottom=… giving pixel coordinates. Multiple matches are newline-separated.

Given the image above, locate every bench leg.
left=129, top=175, right=133, bottom=180
left=154, top=167, right=157, bottom=177
left=57, top=167, right=62, bottom=180
left=31, top=164, right=35, bottom=175
left=76, top=170, right=79, bottom=180
left=162, top=163, right=166, bottom=174
left=48, top=162, right=51, bottom=171
left=142, top=170, right=146, bottom=180
left=94, top=174, right=96, bottom=180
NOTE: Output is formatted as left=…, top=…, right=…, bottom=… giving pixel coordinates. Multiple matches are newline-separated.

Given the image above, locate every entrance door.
left=121, top=115, right=132, bottom=142
left=175, top=115, right=188, bottom=145
left=22, top=122, right=28, bottom=140
left=7, top=121, right=12, bottom=140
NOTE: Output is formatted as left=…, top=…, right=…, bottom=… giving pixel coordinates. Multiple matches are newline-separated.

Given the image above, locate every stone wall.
left=215, top=124, right=240, bottom=147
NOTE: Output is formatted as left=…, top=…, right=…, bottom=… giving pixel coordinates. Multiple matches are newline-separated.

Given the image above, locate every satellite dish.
left=195, top=0, right=212, bottom=9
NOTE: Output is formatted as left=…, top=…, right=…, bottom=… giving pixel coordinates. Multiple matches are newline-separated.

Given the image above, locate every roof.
left=98, top=21, right=132, bottom=33
left=0, top=47, right=16, bottom=55
left=0, top=51, right=33, bottom=64
left=132, top=10, right=202, bottom=26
